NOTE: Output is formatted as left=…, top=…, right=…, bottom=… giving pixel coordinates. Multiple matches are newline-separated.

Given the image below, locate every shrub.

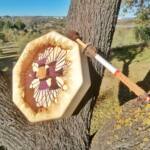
left=0, top=20, right=5, bottom=29
left=135, top=25, right=150, bottom=42
left=14, top=19, right=26, bottom=30
left=0, top=33, right=5, bottom=41
left=3, top=20, right=13, bottom=29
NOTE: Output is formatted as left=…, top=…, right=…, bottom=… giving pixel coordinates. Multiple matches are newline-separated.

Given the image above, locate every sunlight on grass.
left=91, top=38, right=150, bottom=134
left=112, top=28, right=138, bottom=47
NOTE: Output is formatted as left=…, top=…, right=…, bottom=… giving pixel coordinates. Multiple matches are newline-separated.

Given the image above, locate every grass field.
left=112, top=28, right=138, bottom=47
left=91, top=27, right=150, bottom=134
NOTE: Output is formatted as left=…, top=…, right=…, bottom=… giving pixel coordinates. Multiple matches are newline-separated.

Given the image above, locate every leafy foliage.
left=3, top=20, right=13, bottom=29
left=122, top=0, right=150, bottom=8
left=0, top=19, right=26, bottom=31
left=0, top=20, right=5, bottom=29
left=135, top=25, right=150, bottom=41
left=137, top=7, right=149, bottom=21
left=122, top=0, right=150, bottom=42
left=14, top=19, right=26, bottom=30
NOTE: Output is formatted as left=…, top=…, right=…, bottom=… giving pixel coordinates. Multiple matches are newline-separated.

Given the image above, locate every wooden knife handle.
left=114, top=71, right=146, bottom=96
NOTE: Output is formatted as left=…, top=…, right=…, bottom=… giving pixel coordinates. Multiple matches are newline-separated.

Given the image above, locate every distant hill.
left=0, top=16, right=66, bottom=26
left=0, top=16, right=138, bottom=28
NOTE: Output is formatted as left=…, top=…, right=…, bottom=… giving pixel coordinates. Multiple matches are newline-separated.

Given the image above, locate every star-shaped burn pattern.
left=29, top=46, right=69, bottom=108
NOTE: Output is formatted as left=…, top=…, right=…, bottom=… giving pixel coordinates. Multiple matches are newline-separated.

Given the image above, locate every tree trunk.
left=67, top=0, right=121, bottom=75
left=0, top=0, right=121, bottom=149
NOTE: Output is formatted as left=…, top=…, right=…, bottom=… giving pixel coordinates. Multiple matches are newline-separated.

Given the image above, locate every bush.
left=0, top=33, right=5, bottom=41
left=3, top=20, right=13, bottom=29
left=14, top=19, right=26, bottom=30
left=135, top=26, right=150, bottom=42
left=0, top=20, right=5, bottom=29
left=137, top=8, right=149, bottom=22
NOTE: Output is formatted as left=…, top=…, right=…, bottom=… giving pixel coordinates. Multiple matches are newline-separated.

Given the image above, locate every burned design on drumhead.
left=28, top=46, right=70, bottom=108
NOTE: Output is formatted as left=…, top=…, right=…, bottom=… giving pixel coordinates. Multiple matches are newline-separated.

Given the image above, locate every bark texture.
left=67, top=0, right=121, bottom=74
left=0, top=0, right=121, bottom=149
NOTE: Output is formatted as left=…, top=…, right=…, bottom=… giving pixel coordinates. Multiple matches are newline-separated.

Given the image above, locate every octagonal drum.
left=13, top=31, right=91, bottom=122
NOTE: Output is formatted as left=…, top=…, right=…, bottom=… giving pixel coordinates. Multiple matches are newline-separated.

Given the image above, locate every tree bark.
left=67, top=0, right=121, bottom=74
left=0, top=0, right=121, bottom=149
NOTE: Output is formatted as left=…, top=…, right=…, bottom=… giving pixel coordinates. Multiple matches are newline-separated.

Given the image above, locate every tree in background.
left=135, top=5, right=150, bottom=41
left=14, top=19, right=26, bottom=30
left=3, top=20, right=13, bottom=30
left=0, top=20, right=5, bottom=30
left=123, top=0, right=150, bottom=41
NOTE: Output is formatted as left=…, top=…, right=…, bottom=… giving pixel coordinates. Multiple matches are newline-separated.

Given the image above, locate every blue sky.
left=0, top=0, right=135, bottom=18
left=0, top=0, right=71, bottom=16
